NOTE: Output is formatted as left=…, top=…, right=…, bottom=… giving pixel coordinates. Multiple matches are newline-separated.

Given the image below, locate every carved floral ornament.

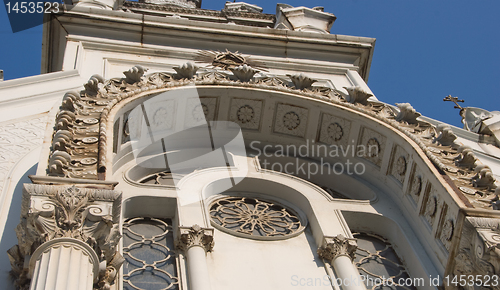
left=8, top=184, right=123, bottom=290
left=317, top=234, right=358, bottom=261
left=454, top=216, right=500, bottom=277
left=46, top=54, right=497, bottom=209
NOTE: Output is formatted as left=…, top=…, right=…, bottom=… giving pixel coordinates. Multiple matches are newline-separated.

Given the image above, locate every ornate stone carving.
left=472, top=164, right=496, bottom=190
left=209, top=196, right=305, bottom=240
left=8, top=184, right=123, bottom=290
left=274, top=104, right=308, bottom=137
left=173, top=62, right=199, bottom=79
left=44, top=65, right=499, bottom=211
left=176, top=225, right=214, bottom=252
left=395, top=156, right=407, bottom=175
left=287, top=73, right=316, bottom=90
left=237, top=105, right=255, bottom=124
left=317, top=234, right=358, bottom=261
left=395, top=103, right=421, bottom=124
left=283, top=112, right=300, bottom=130
left=455, top=145, right=478, bottom=169
left=195, top=49, right=266, bottom=70
left=84, top=74, right=104, bottom=96
left=440, top=218, right=454, bottom=250
left=423, top=190, right=439, bottom=227
left=230, top=64, right=258, bottom=82
left=358, top=127, right=386, bottom=167
left=452, top=216, right=500, bottom=278
left=408, top=164, right=423, bottom=205
left=123, top=65, right=147, bottom=83
left=318, top=113, right=351, bottom=146
left=343, top=86, right=373, bottom=105
left=390, top=145, right=409, bottom=184
left=433, top=124, right=457, bottom=146
left=229, top=98, right=263, bottom=130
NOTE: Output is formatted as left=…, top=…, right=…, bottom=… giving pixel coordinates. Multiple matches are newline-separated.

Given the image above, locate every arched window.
left=122, top=217, right=180, bottom=290
left=353, top=232, right=415, bottom=290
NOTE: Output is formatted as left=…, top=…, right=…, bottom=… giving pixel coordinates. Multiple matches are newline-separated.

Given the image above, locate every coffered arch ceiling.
left=41, top=65, right=500, bottom=265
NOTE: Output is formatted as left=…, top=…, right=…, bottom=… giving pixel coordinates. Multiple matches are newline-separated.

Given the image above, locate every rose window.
left=209, top=196, right=306, bottom=240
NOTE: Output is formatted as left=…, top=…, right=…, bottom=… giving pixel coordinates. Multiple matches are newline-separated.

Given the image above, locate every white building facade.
left=0, top=1, right=499, bottom=290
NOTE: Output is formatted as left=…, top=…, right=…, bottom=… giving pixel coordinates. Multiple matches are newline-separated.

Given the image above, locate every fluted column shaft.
left=177, top=225, right=214, bottom=290
left=29, top=238, right=99, bottom=290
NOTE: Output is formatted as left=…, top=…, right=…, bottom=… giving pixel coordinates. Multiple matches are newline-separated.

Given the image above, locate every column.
left=318, top=234, right=366, bottom=290
left=7, top=184, right=123, bottom=290
left=177, top=225, right=214, bottom=290
left=29, top=238, right=99, bottom=290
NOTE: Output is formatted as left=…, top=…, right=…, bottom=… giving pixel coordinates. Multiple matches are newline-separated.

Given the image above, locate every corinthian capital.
left=177, top=224, right=214, bottom=253
left=8, top=184, right=123, bottom=290
left=317, top=234, right=358, bottom=261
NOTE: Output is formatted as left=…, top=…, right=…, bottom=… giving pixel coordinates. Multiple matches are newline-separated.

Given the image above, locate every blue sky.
left=1, top=0, right=499, bottom=127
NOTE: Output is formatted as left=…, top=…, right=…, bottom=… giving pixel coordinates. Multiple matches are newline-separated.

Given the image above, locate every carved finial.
left=230, top=64, right=258, bottom=82
left=55, top=111, right=76, bottom=130
left=177, top=225, right=214, bottom=253
left=343, top=86, right=373, bottom=105
left=472, top=164, right=497, bottom=190
left=61, top=91, right=81, bottom=112
left=52, top=130, right=73, bottom=152
left=123, top=65, right=147, bottom=83
left=317, top=234, right=357, bottom=261
left=455, top=145, right=478, bottom=169
left=395, top=103, right=421, bottom=124
left=84, top=74, right=104, bottom=95
left=173, top=62, right=199, bottom=79
left=49, top=150, right=71, bottom=175
left=433, top=124, right=457, bottom=146
left=288, top=73, right=316, bottom=90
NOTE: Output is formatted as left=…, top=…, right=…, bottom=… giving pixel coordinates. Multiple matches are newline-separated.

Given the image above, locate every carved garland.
left=47, top=62, right=497, bottom=209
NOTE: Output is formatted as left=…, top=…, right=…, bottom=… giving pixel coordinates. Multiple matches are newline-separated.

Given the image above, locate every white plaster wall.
left=206, top=228, right=332, bottom=290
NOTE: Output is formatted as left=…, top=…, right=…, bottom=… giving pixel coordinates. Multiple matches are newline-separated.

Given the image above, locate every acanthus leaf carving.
left=230, top=64, right=258, bottom=82
left=453, top=216, right=500, bottom=278
left=8, top=184, right=122, bottom=290
left=173, top=62, right=199, bottom=79
left=123, top=65, right=147, bottom=84
left=176, top=224, right=214, bottom=253
left=342, top=86, right=373, bottom=105
left=287, top=73, right=316, bottom=90
left=395, top=102, right=421, bottom=124
left=317, top=234, right=358, bottom=261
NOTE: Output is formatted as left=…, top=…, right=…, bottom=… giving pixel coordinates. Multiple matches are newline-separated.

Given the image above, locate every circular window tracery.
left=209, top=196, right=306, bottom=240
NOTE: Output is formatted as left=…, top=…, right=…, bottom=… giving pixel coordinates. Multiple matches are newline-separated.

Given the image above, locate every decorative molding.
left=8, top=184, right=123, bottom=290
left=229, top=98, right=263, bottom=130
left=318, top=113, right=351, bottom=146
left=395, top=103, right=421, bottom=124
left=45, top=64, right=498, bottom=210
left=358, top=127, right=386, bottom=167
left=389, top=145, right=409, bottom=184
left=317, top=234, right=358, bottom=261
left=273, top=103, right=308, bottom=138
left=0, top=115, right=47, bottom=194
left=453, top=216, right=500, bottom=277
left=176, top=224, right=214, bottom=253
left=407, top=164, right=424, bottom=205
